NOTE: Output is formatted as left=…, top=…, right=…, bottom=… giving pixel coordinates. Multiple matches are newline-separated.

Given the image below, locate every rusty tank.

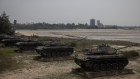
left=74, top=44, right=129, bottom=71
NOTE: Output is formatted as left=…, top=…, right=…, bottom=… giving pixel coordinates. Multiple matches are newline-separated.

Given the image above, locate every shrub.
left=121, top=50, right=139, bottom=58
left=0, top=48, right=19, bottom=72
left=69, top=42, right=77, bottom=47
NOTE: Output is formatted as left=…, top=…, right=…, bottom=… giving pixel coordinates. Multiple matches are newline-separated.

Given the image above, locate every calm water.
left=16, top=29, right=140, bottom=43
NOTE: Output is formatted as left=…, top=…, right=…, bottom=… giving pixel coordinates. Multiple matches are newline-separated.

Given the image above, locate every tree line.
left=14, top=23, right=120, bottom=30
left=14, top=23, right=93, bottom=29
left=0, top=12, right=15, bottom=35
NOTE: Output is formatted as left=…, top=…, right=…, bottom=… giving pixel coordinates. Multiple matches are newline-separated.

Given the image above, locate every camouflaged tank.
left=36, top=41, right=74, bottom=57
left=74, top=44, right=129, bottom=71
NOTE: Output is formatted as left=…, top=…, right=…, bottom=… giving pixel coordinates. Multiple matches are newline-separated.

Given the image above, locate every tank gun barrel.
left=116, top=43, right=138, bottom=50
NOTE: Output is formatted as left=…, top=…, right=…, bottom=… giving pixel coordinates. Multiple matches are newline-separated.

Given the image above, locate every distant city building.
left=13, top=20, right=17, bottom=25
left=97, top=20, right=100, bottom=26
left=90, top=19, right=95, bottom=27
left=97, top=20, right=104, bottom=28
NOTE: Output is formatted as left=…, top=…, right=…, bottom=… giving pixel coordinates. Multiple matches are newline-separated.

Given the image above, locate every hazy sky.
left=0, top=0, right=140, bottom=26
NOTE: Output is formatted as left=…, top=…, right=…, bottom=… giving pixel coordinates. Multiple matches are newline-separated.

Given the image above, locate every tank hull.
left=74, top=54, right=128, bottom=71
left=16, top=42, right=43, bottom=51
left=36, top=46, right=74, bottom=57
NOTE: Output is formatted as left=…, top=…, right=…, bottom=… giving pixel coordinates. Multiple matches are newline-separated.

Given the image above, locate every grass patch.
left=0, top=48, right=18, bottom=55
left=121, top=50, right=139, bottom=58
left=0, top=48, right=20, bottom=73
left=69, top=42, right=77, bottom=47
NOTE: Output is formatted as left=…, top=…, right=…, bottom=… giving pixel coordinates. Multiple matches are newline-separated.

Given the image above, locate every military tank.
left=36, top=46, right=73, bottom=57
left=1, top=38, right=36, bottom=46
left=74, top=44, right=130, bottom=71
left=36, top=41, right=74, bottom=57
left=16, top=42, right=43, bottom=52
left=0, top=34, right=15, bottom=42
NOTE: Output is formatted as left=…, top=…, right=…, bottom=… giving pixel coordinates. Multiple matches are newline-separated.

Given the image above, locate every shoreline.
left=16, top=29, right=140, bottom=43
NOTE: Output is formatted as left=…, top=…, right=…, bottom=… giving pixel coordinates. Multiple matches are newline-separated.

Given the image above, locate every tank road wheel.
left=56, top=52, right=59, bottom=57
left=80, top=64, right=86, bottom=69
left=100, top=64, right=106, bottom=71
left=58, top=52, right=61, bottom=57
left=112, top=63, right=118, bottom=70
left=68, top=52, right=71, bottom=56
left=64, top=52, right=68, bottom=56
left=59, top=52, right=63, bottom=56
left=88, top=62, right=94, bottom=71
left=93, top=64, right=99, bottom=71
left=41, top=53, right=45, bottom=57
left=62, top=52, right=65, bottom=56
left=84, top=61, right=94, bottom=71
left=54, top=52, right=56, bottom=57
left=63, top=52, right=66, bottom=56
left=118, top=63, right=125, bottom=70
left=106, top=64, right=112, bottom=71
left=64, top=52, right=67, bottom=56
left=46, top=53, right=51, bottom=57
left=52, top=52, right=56, bottom=57
left=68, top=52, right=72, bottom=55
left=43, top=52, right=48, bottom=57
left=57, top=52, right=61, bottom=57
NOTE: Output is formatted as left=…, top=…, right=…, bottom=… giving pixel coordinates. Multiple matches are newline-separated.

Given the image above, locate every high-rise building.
left=97, top=20, right=100, bottom=26
left=97, top=20, right=104, bottom=28
left=90, top=19, right=95, bottom=27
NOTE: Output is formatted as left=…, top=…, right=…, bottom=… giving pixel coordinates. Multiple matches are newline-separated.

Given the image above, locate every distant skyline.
left=0, top=0, right=140, bottom=26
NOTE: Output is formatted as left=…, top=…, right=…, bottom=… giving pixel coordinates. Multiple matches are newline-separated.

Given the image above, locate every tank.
left=36, top=46, right=73, bottom=57
left=74, top=44, right=130, bottom=71
left=0, top=34, right=15, bottom=42
left=1, top=38, right=36, bottom=46
left=36, top=40, right=74, bottom=57
left=16, top=42, right=43, bottom=51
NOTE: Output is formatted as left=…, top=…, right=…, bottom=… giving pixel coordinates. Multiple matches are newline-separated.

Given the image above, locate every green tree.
left=0, top=12, right=15, bottom=35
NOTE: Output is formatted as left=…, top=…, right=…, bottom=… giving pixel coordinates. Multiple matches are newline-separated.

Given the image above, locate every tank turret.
left=84, top=44, right=117, bottom=55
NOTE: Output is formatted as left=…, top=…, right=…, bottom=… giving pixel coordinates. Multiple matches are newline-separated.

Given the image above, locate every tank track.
left=74, top=58, right=128, bottom=71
